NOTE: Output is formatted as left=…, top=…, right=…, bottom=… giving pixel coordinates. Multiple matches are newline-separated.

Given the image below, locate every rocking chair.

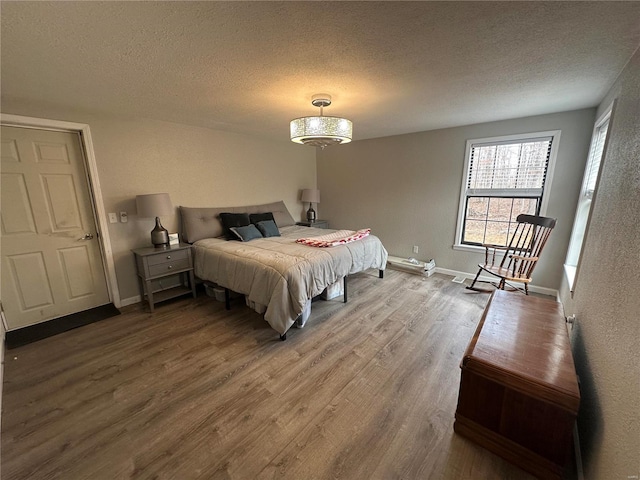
left=466, top=214, right=556, bottom=295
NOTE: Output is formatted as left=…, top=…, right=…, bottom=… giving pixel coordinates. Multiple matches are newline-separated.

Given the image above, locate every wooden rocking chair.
left=466, top=214, right=556, bottom=295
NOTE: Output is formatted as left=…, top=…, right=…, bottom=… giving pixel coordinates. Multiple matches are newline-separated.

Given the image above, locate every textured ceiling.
left=2, top=1, right=639, bottom=142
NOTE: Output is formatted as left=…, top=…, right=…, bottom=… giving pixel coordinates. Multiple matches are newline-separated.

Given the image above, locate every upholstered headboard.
left=180, top=200, right=296, bottom=243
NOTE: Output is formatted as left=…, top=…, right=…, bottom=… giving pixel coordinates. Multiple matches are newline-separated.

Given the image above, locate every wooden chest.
left=454, top=290, right=580, bottom=479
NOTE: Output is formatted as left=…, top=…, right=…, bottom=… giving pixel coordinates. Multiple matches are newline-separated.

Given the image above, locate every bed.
left=180, top=201, right=388, bottom=337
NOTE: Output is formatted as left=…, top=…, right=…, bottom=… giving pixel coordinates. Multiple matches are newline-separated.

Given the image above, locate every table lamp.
left=301, top=189, right=320, bottom=223
left=136, top=193, right=173, bottom=247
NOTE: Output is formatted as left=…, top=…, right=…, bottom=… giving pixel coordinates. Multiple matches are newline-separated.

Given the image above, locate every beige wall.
left=559, top=49, right=639, bottom=479
left=317, top=109, right=595, bottom=291
left=1, top=100, right=316, bottom=302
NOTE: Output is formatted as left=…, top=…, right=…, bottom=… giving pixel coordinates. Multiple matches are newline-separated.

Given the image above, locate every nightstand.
left=132, top=243, right=196, bottom=312
left=296, top=220, right=329, bottom=229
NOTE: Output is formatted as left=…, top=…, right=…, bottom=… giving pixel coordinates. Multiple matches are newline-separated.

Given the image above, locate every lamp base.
left=306, top=205, right=316, bottom=223
left=151, top=217, right=169, bottom=247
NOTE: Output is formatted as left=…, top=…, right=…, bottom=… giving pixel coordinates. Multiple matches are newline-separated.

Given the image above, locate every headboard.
left=180, top=200, right=296, bottom=243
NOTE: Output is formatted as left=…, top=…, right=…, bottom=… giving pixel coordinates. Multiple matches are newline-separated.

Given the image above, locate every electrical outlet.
left=119, top=211, right=128, bottom=223
left=108, top=212, right=118, bottom=224
left=413, top=245, right=419, bottom=254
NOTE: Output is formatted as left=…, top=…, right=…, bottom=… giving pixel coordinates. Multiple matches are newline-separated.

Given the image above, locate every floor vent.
left=452, top=276, right=466, bottom=284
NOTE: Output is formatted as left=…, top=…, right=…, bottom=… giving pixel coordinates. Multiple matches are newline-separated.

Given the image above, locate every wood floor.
left=2, top=270, right=537, bottom=480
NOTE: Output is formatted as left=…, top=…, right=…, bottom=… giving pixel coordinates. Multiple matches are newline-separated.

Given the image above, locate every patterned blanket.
left=296, top=228, right=371, bottom=248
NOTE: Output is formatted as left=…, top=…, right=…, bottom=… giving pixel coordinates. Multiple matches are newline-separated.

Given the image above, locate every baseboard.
left=120, top=295, right=142, bottom=307
left=433, top=267, right=559, bottom=297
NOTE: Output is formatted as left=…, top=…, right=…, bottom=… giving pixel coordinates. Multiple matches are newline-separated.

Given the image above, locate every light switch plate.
left=108, top=212, right=118, bottom=224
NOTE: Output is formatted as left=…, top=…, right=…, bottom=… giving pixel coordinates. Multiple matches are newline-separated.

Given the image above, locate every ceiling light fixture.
left=290, top=94, right=352, bottom=149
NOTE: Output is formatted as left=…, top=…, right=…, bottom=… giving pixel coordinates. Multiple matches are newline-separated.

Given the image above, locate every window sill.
left=453, top=244, right=486, bottom=254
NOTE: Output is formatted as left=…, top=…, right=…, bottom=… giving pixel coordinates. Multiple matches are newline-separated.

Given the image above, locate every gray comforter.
left=193, top=225, right=388, bottom=335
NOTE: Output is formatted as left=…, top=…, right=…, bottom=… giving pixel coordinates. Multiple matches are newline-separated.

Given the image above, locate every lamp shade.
left=301, top=189, right=320, bottom=204
left=290, top=95, right=352, bottom=149
left=136, top=193, right=173, bottom=247
left=290, top=116, right=352, bottom=147
left=136, top=193, right=173, bottom=218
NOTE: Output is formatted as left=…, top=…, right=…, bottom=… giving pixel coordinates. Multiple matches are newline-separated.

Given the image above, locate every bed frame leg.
left=343, top=275, right=348, bottom=303
left=280, top=333, right=287, bottom=341
left=225, top=288, right=231, bottom=310
left=379, top=269, right=384, bottom=279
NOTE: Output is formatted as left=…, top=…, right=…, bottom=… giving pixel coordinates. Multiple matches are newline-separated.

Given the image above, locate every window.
left=455, top=131, right=560, bottom=249
left=564, top=107, right=612, bottom=291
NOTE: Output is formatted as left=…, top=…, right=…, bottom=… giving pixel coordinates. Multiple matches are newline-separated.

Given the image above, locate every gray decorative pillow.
left=229, top=224, right=263, bottom=242
left=255, top=219, right=280, bottom=237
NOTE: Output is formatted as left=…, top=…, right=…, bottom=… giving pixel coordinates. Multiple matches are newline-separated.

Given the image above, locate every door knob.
left=79, top=233, right=94, bottom=240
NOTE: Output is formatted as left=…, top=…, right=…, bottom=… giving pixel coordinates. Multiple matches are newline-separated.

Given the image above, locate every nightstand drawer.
left=146, top=248, right=189, bottom=266
left=148, top=258, right=190, bottom=277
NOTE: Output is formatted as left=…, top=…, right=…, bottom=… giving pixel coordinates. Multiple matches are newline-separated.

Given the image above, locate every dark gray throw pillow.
left=229, top=224, right=263, bottom=242
left=255, top=219, right=280, bottom=237
left=219, top=212, right=251, bottom=239
left=249, top=212, right=275, bottom=225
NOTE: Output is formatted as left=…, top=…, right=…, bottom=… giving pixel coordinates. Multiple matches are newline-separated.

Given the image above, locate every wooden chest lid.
left=462, top=290, right=580, bottom=411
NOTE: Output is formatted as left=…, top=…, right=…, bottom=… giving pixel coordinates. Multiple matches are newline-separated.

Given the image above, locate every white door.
left=1, top=126, right=110, bottom=330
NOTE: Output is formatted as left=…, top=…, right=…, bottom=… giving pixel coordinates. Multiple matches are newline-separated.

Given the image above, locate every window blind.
left=466, top=138, right=553, bottom=197
left=584, top=119, right=609, bottom=197
left=565, top=108, right=611, bottom=274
